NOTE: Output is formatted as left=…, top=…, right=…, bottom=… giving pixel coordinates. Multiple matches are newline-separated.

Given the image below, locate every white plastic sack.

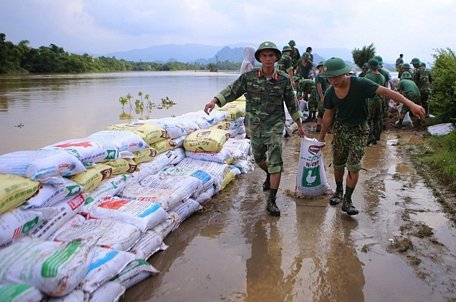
left=296, top=137, right=333, bottom=197
left=43, top=138, right=110, bottom=166
left=23, top=178, right=82, bottom=209
left=52, top=215, right=141, bottom=251
left=427, top=123, right=454, bottom=136
left=87, top=130, right=148, bottom=158
left=90, top=281, right=125, bottom=302
left=0, top=237, right=97, bottom=297
left=0, top=283, right=44, bottom=302
left=128, top=229, right=168, bottom=259
left=111, top=259, right=158, bottom=290
left=0, top=150, right=86, bottom=183
left=169, top=198, right=202, bottom=227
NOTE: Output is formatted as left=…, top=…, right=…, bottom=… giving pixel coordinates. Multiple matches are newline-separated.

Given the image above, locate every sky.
left=2, top=0, right=456, bottom=65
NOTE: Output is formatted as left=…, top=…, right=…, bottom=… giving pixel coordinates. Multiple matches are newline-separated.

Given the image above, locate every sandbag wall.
left=0, top=98, right=251, bottom=301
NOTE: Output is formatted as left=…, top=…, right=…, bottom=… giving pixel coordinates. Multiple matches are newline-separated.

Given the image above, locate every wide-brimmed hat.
left=401, top=71, right=412, bottom=80
left=254, top=41, right=281, bottom=62
left=319, top=57, right=351, bottom=78
left=282, top=45, right=292, bottom=52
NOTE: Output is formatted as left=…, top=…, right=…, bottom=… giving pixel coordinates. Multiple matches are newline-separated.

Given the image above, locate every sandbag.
left=0, top=237, right=97, bottom=297
left=89, top=281, right=125, bottom=302
left=111, top=259, right=158, bottom=290
left=183, top=128, right=230, bottom=153
left=23, top=178, right=81, bottom=209
left=296, top=137, right=333, bottom=197
left=70, top=164, right=112, bottom=193
left=43, top=138, right=110, bottom=166
left=0, top=174, right=41, bottom=213
left=87, top=130, right=148, bottom=158
left=106, top=122, right=167, bottom=145
left=0, top=283, right=44, bottom=302
left=128, top=230, right=168, bottom=259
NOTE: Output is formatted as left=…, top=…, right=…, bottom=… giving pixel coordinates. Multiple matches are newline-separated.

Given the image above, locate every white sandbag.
left=80, top=247, right=136, bottom=294
left=179, top=111, right=213, bottom=129
left=0, top=283, right=44, bottom=302
left=0, top=237, right=97, bottom=297
left=232, top=158, right=255, bottom=174
left=87, top=130, right=148, bottom=158
left=144, top=117, right=187, bottom=139
left=128, top=230, right=168, bottom=259
left=111, top=259, right=158, bottom=290
left=80, top=174, right=130, bottom=214
left=0, top=150, right=86, bottom=183
left=195, top=186, right=216, bottom=205
left=52, top=215, right=141, bottom=251
left=89, top=281, right=125, bottom=302
left=0, top=207, right=54, bottom=246
left=47, top=289, right=87, bottom=302
left=185, top=138, right=250, bottom=164
left=150, top=213, right=179, bottom=239
left=0, top=174, right=41, bottom=214
left=427, top=123, right=454, bottom=136
left=119, top=174, right=203, bottom=210
left=169, top=198, right=202, bottom=226
left=29, top=194, right=85, bottom=240
left=88, top=197, right=169, bottom=232
left=107, top=122, right=168, bottom=145
left=207, top=110, right=229, bottom=124
left=159, top=165, right=216, bottom=198
left=23, top=178, right=82, bottom=209
left=296, top=137, right=333, bottom=198
left=43, top=138, right=110, bottom=166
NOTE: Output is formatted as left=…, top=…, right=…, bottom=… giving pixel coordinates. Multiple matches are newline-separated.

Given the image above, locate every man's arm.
left=377, top=86, right=426, bottom=119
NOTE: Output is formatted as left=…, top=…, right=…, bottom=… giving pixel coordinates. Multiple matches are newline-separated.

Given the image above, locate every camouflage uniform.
left=413, top=66, right=432, bottom=114
left=277, top=53, right=293, bottom=75
left=365, top=71, right=386, bottom=142
left=215, top=68, right=303, bottom=173
left=296, top=78, right=317, bottom=120
left=397, top=78, right=421, bottom=113
left=295, top=56, right=314, bottom=80
left=324, top=77, right=379, bottom=172
left=315, top=72, right=328, bottom=118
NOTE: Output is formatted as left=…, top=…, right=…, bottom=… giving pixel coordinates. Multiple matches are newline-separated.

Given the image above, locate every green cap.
left=288, top=40, right=296, bottom=46
left=401, top=72, right=412, bottom=80
left=374, top=55, right=383, bottom=64
left=282, top=45, right=292, bottom=52
left=410, top=58, right=421, bottom=65
left=401, top=63, right=411, bottom=69
left=367, top=58, right=380, bottom=69
left=317, top=61, right=325, bottom=68
left=319, top=57, right=351, bottom=78
left=254, top=41, right=281, bottom=62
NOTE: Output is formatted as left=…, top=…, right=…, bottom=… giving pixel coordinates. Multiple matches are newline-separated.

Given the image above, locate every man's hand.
left=204, top=98, right=218, bottom=115
left=411, top=103, right=426, bottom=120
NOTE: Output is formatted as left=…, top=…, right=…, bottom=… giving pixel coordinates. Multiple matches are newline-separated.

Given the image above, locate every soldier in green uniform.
left=288, top=40, right=301, bottom=68
left=358, top=63, right=369, bottom=78
left=277, top=45, right=296, bottom=88
left=410, top=58, right=432, bottom=116
left=364, top=59, right=386, bottom=145
left=295, top=52, right=314, bottom=80
left=204, top=41, right=305, bottom=217
left=373, top=56, right=392, bottom=123
left=296, top=78, right=317, bottom=121
left=317, top=57, right=425, bottom=216
left=398, top=63, right=413, bottom=79
left=315, top=61, right=328, bottom=133
left=395, top=71, right=421, bottom=128
left=395, top=54, right=404, bottom=72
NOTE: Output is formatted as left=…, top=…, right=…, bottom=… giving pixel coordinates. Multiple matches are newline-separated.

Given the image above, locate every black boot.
left=329, top=190, right=343, bottom=205
left=341, top=197, right=359, bottom=215
left=263, top=174, right=270, bottom=191
left=266, top=197, right=280, bottom=216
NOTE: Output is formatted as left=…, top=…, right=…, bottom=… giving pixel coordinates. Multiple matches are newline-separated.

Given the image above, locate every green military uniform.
left=277, top=48, right=293, bottom=75
left=324, top=77, right=379, bottom=171
left=214, top=68, right=303, bottom=174
left=365, top=59, right=386, bottom=144
left=295, top=54, right=314, bottom=80
left=315, top=70, right=328, bottom=118
left=398, top=74, right=421, bottom=114
left=412, top=61, right=432, bottom=114
left=288, top=40, right=301, bottom=68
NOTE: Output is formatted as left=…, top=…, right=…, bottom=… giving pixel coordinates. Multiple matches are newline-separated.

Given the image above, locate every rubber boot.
left=341, top=197, right=359, bottom=215
left=263, top=174, right=270, bottom=191
left=266, top=197, right=280, bottom=216
left=329, top=190, right=343, bottom=206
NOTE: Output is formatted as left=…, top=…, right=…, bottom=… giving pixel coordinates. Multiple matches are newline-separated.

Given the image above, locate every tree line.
left=0, top=33, right=240, bottom=74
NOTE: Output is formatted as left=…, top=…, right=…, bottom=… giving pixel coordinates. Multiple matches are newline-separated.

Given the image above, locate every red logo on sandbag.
left=308, top=145, right=321, bottom=155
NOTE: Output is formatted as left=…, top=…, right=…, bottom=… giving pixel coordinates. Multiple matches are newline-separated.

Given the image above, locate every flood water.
left=0, top=71, right=238, bottom=154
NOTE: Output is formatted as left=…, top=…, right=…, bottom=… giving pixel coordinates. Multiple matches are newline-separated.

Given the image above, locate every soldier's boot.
left=341, top=197, right=359, bottom=216
left=266, top=197, right=280, bottom=216
left=329, top=190, right=343, bottom=206
left=263, top=174, right=271, bottom=191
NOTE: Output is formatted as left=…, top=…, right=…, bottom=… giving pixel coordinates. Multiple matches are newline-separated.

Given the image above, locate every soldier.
left=395, top=54, right=404, bottom=72
left=395, top=71, right=422, bottom=128
left=317, top=57, right=425, bottom=216
left=295, top=52, right=314, bottom=80
left=364, top=59, right=386, bottom=145
left=315, top=61, right=328, bottom=133
left=296, top=78, right=317, bottom=121
left=410, top=58, right=432, bottom=116
left=288, top=40, right=301, bottom=68
left=277, top=45, right=296, bottom=88
left=373, top=55, right=392, bottom=125
left=358, top=63, right=369, bottom=78
left=204, top=41, right=305, bottom=217
left=398, top=63, right=413, bottom=79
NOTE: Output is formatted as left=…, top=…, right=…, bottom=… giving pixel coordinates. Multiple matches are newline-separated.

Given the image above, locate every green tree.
left=352, top=43, right=376, bottom=69
left=430, top=48, right=456, bottom=123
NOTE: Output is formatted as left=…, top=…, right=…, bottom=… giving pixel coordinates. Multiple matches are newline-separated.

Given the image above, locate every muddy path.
left=122, top=126, right=456, bottom=302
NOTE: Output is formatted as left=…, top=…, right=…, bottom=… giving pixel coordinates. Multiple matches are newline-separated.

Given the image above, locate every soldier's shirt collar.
left=257, top=69, right=279, bottom=81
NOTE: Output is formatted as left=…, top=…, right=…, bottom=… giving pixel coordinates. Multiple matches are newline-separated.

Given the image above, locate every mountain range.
left=105, top=43, right=354, bottom=65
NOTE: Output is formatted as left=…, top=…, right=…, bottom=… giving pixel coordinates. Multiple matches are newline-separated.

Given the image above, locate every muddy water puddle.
left=123, top=130, right=455, bottom=302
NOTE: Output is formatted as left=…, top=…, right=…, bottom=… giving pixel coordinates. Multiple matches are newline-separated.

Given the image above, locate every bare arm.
left=318, top=108, right=335, bottom=142
left=204, top=97, right=219, bottom=115
left=376, top=86, right=426, bottom=119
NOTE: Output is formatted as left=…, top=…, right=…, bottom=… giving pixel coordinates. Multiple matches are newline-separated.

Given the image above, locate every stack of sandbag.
left=0, top=97, right=252, bottom=300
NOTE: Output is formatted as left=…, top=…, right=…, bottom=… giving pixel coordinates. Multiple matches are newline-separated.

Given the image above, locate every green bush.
left=430, top=48, right=456, bottom=123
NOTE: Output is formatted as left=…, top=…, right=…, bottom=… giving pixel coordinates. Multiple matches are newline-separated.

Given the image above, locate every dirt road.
left=122, top=127, right=456, bottom=302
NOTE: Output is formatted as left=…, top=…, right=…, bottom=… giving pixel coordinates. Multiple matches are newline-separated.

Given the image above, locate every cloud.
left=1, top=0, right=455, bottom=63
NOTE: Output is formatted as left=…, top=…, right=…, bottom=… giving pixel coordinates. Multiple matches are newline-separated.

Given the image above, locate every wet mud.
left=122, top=125, right=456, bottom=302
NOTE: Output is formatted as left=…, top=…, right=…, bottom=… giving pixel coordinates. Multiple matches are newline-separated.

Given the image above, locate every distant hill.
left=104, top=43, right=355, bottom=65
